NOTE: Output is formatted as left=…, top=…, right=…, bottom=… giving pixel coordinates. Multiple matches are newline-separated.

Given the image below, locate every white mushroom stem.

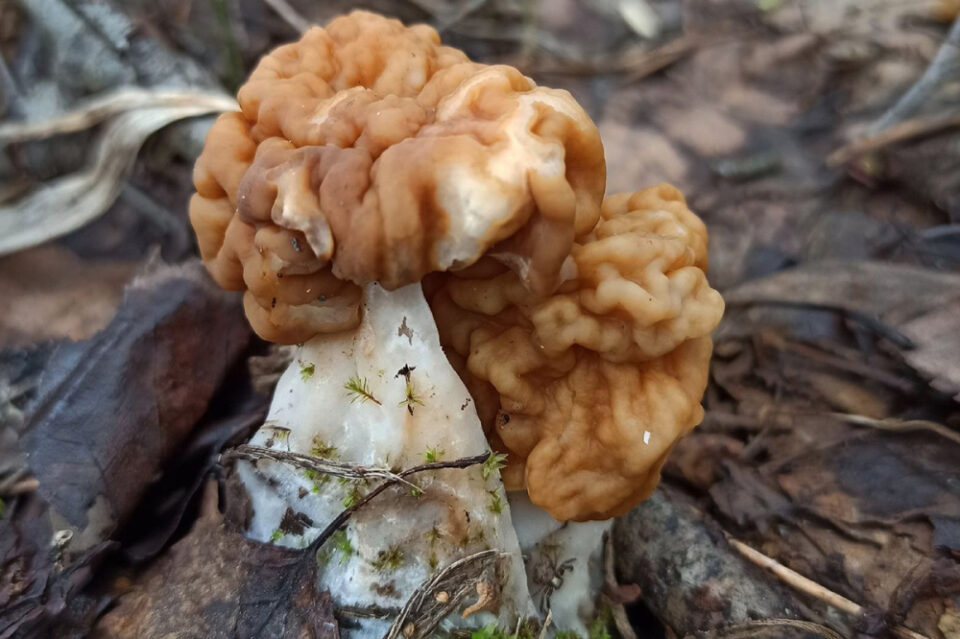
left=236, top=282, right=607, bottom=637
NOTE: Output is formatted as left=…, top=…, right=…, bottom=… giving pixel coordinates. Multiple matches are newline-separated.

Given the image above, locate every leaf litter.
left=0, top=1, right=959, bottom=638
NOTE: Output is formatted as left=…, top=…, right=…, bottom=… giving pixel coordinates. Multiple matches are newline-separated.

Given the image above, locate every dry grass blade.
left=831, top=413, right=960, bottom=447
left=0, top=88, right=236, bottom=143
left=0, top=89, right=237, bottom=257
left=262, top=0, right=312, bottom=34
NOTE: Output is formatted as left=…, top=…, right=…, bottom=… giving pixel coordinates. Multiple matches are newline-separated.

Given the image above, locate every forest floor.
left=1, top=1, right=959, bottom=638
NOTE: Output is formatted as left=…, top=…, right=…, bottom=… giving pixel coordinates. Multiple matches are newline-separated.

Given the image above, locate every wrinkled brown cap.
left=428, top=184, right=724, bottom=520
left=190, top=10, right=605, bottom=343
left=190, top=11, right=723, bottom=522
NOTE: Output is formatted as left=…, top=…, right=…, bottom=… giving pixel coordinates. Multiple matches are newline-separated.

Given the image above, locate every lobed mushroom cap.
left=190, top=10, right=605, bottom=343
left=189, top=10, right=722, bottom=521
left=428, top=184, right=724, bottom=520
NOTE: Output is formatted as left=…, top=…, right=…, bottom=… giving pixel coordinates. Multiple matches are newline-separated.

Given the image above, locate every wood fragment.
left=614, top=486, right=816, bottom=637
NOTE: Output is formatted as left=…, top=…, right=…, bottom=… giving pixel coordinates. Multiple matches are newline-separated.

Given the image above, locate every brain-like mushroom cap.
left=190, top=11, right=723, bottom=522
left=190, top=10, right=605, bottom=343
left=427, top=184, right=724, bottom=520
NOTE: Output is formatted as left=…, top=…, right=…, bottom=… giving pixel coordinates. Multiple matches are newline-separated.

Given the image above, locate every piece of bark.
left=613, top=485, right=815, bottom=637
left=95, top=484, right=339, bottom=639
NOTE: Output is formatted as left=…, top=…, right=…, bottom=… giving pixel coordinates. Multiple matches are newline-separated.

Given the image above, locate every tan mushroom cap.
left=189, top=11, right=723, bottom=521
left=190, top=10, right=605, bottom=343
left=427, top=185, right=724, bottom=521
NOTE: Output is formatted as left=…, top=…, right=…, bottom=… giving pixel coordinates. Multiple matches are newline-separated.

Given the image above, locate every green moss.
left=309, top=436, right=339, bottom=459
left=342, top=482, right=365, bottom=508
left=423, top=446, right=445, bottom=463
left=316, top=529, right=354, bottom=566
left=345, top=375, right=381, bottom=405
left=481, top=452, right=508, bottom=481
left=399, top=380, right=424, bottom=414
left=299, top=362, right=315, bottom=381
left=487, top=488, right=504, bottom=515
left=303, top=469, right=330, bottom=493
left=370, top=544, right=405, bottom=572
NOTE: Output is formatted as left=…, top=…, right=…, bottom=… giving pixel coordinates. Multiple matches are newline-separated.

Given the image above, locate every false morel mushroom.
left=188, top=9, right=723, bottom=635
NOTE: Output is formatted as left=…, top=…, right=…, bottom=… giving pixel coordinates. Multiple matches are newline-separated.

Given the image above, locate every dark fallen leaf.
left=723, top=260, right=960, bottom=399
left=0, top=495, right=112, bottom=639
left=118, top=396, right=267, bottom=563
left=95, top=484, right=339, bottom=639
left=663, top=433, right=744, bottom=490
left=21, top=260, right=249, bottom=548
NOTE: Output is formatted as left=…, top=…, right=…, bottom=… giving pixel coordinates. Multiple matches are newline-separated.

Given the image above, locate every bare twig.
left=262, top=0, right=312, bottom=34
left=309, top=452, right=488, bottom=553
left=869, top=16, right=960, bottom=134
left=224, top=444, right=413, bottom=490
left=383, top=549, right=503, bottom=639
left=0, top=469, right=30, bottom=496
left=828, top=16, right=960, bottom=166
left=727, top=536, right=931, bottom=639
left=827, top=111, right=960, bottom=167
left=703, top=408, right=960, bottom=448
left=6, top=478, right=39, bottom=497
left=223, top=445, right=489, bottom=553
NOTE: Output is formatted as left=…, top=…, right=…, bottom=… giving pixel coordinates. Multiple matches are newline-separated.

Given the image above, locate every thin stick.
left=869, top=16, right=960, bottom=134
left=827, top=111, right=960, bottom=167
left=223, top=444, right=408, bottom=484
left=308, top=453, right=488, bottom=553
left=223, top=445, right=489, bottom=553
left=601, top=532, right=639, bottom=639
left=728, top=536, right=931, bottom=639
